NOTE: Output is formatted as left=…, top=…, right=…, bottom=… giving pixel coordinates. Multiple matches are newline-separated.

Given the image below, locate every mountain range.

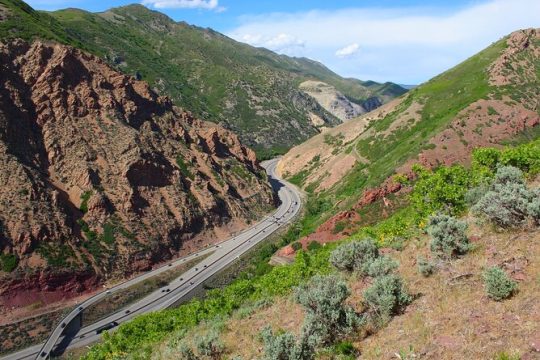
left=0, top=0, right=539, bottom=358
left=279, top=28, right=539, bottom=215
left=0, top=0, right=406, bottom=156
left=0, top=0, right=407, bottom=309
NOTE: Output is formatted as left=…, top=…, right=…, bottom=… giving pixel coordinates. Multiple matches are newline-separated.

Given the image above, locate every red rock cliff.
left=0, top=40, right=275, bottom=307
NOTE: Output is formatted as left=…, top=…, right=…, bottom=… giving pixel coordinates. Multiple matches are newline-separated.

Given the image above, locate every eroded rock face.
left=0, top=40, right=275, bottom=306
left=299, top=80, right=366, bottom=122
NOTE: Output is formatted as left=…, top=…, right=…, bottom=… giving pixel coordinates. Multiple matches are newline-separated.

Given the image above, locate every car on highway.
left=96, top=321, right=119, bottom=334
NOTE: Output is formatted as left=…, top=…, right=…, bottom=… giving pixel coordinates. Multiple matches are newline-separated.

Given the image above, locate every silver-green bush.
left=329, top=238, right=379, bottom=273
left=493, top=165, right=525, bottom=186
left=294, top=275, right=360, bottom=346
left=362, top=274, right=411, bottom=324
left=473, top=182, right=531, bottom=227
left=260, top=327, right=313, bottom=360
left=417, top=256, right=436, bottom=277
left=527, top=188, right=540, bottom=225
left=195, top=331, right=224, bottom=359
left=464, top=184, right=489, bottom=206
left=427, top=214, right=469, bottom=258
left=178, top=344, right=198, bottom=360
left=472, top=166, right=538, bottom=228
left=366, top=256, right=398, bottom=278
left=483, top=267, right=517, bottom=301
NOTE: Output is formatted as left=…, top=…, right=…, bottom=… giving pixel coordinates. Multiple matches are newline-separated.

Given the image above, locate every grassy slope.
left=354, top=38, right=507, bottom=188
left=282, top=36, right=512, bottom=235
left=48, top=4, right=406, bottom=153
left=0, top=0, right=81, bottom=46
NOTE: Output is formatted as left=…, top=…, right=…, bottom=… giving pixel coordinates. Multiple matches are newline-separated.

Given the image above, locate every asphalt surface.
left=0, top=158, right=301, bottom=360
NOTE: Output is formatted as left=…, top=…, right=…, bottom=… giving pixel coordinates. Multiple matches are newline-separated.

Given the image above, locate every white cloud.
left=239, top=33, right=305, bottom=55
left=335, top=43, right=359, bottom=58
left=227, top=0, right=540, bottom=83
left=142, top=0, right=224, bottom=11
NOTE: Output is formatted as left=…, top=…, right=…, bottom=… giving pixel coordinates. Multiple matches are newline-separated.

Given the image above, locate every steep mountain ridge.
left=279, top=28, right=539, bottom=192
left=0, top=0, right=407, bottom=154
left=0, top=39, right=274, bottom=308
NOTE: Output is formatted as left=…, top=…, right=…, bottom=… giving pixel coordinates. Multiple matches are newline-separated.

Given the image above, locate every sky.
left=26, top=0, right=540, bottom=84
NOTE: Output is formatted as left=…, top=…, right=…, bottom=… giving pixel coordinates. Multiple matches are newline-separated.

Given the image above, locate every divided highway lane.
left=0, top=158, right=301, bottom=360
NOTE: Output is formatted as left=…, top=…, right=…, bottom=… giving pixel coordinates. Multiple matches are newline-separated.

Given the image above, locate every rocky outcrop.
left=0, top=40, right=275, bottom=308
left=299, top=80, right=366, bottom=121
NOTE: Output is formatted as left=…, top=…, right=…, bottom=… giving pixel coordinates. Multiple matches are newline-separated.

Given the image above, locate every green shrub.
left=366, top=256, right=398, bottom=278
left=499, top=142, right=540, bottom=174
left=472, top=142, right=540, bottom=175
left=417, top=256, right=435, bottom=277
left=410, top=165, right=472, bottom=217
left=483, top=267, right=517, bottom=301
left=332, top=221, right=347, bottom=234
left=294, top=275, right=359, bottom=346
left=362, top=274, right=411, bottom=324
left=80, top=190, right=93, bottom=213
left=332, top=341, right=357, bottom=357
left=100, top=222, right=116, bottom=244
left=176, top=155, right=195, bottom=180
left=329, top=238, right=379, bottom=273
left=493, top=351, right=520, bottom=360
left=472, top=147, right=500, bottom=171
left=291, top=242, right=302, bottom=251
left=0, top=253, right=18, bottom=272
left=427, top=214, right=469, bottom=258
left=307, top=241, right=322, bottom=252
left=195, top=331, right=224, bottom=359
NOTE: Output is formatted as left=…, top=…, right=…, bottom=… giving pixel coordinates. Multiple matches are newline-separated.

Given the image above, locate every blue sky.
left=27, top=0, right=540, bottom=84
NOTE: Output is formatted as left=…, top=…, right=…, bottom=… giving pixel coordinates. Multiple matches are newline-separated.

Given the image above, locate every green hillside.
left=0, top=0, right=80, bottom=46
left=276, top=28, right=539, bottom=251
left=0, top=0, right=406, bottom=155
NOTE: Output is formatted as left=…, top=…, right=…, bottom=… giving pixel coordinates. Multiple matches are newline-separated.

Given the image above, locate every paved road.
left=0, top=158, right=301, bottom=360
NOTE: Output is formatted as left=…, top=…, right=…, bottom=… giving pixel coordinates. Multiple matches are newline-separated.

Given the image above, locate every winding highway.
left=1, top=158, right=301, bottom=360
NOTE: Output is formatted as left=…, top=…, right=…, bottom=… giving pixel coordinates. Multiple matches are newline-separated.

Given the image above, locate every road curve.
left=0, top=158, right=301, bottom=360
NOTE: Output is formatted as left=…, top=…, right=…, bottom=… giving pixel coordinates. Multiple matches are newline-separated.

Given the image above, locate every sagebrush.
left=427, top=214, right=469, bottom=258
left=483, top=267, right=517, bottom=301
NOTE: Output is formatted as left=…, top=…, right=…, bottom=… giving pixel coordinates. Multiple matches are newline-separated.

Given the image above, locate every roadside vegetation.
left=80, top=139, right=539, bottom=359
